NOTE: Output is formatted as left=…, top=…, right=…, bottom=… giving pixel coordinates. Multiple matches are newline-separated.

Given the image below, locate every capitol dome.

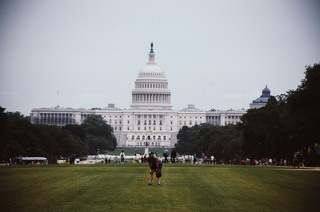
left=130, top=43, right=172, bottom=110
left=138, top=64, right=165, bottom=77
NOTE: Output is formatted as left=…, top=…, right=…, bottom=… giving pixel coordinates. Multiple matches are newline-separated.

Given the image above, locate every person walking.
left=171, top=148, right=177, bottom=163
left=147, top=152, right=162, bottom=186
left=163, top=148, right=169, bottom=163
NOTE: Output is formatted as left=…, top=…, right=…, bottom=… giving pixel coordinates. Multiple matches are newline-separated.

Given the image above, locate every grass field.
left=0, top=164, right=319, bottom=212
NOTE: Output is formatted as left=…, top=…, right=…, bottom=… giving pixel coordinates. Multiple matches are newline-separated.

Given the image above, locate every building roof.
left=252, top=85, right=271, bottom=103
left=102, top=104, right=122, bottom=111
left=181, top=104, right=203, bottom=112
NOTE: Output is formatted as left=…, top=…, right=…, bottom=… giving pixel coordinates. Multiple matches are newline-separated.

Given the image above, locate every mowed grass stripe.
left=0, top=164, right=319, bottom=212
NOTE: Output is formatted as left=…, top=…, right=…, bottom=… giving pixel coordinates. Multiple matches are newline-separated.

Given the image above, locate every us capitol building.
left=31, top=43, right=267, bottom=148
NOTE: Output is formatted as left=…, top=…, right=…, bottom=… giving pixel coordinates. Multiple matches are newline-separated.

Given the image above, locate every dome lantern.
left=148, top=42, right=155, bottom=64
left=261, top=85, right=270, bottom=97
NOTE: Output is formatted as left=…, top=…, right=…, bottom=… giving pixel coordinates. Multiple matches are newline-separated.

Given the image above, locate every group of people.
left=163, top=148, right=177, bottom=163
left=222, top=157, right=304, bottom=167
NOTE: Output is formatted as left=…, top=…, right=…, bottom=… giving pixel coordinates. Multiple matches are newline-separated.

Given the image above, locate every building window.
left=138, top=120, right=141, bottom=125
left=142, top=135, right=145, bottom=140
left=164, top=136, right=166, bottom=140
left=132, top=135, right=134, bottom=140
left=128, top=120, right=130, bottom=124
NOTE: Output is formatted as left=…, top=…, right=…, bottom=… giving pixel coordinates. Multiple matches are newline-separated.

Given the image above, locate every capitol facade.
left=31, top=44, right=247, bottom=147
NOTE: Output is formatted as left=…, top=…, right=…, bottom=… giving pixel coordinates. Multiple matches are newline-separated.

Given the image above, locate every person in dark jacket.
left=171, top=148, right=177, bottom=163
left=147, top=152, right=162, bottom=186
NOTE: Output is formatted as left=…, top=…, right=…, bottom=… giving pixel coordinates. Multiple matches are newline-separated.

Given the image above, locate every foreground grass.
left=0, top=164, right=319, bottom=212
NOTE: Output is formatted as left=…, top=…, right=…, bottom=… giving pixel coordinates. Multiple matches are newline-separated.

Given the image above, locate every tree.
left=81, top=115, right=116, bottom=154
left=175, top=124, right=242, bottom=162
left=0, top=107, right=10, bottom=160
left=0, top=107, right=89, bottom=163
left=285, top=63, right=320, bottom=164
left=240, top=95, right=287, bottom=159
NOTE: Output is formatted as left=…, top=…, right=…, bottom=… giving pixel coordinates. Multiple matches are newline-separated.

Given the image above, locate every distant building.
left=31, top=43, right=246, bottom=147
left=249, top=85, right=271, bottom=109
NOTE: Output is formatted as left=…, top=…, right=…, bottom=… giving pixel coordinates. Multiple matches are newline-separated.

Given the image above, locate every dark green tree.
left=0, top=107, right=9, bottom=160
left=285, top=63, right=320, bottom=164
left=81, top=115, right=117, bottom=154
left=240, top=95, right=287, bottom=159
left=175, top=124, right=242, bottom=161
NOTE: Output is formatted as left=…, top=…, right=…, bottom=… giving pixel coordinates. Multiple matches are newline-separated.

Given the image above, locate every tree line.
left=175, top=63, right=320, bottom=165
left=0, top=111, right=117, bottom=163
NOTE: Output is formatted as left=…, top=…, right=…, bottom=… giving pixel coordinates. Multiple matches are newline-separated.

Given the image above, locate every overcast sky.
left=1, top=0, right=319, bottom=115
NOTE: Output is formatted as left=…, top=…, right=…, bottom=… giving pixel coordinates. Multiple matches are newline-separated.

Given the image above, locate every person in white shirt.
left=211, top=155, right=215, bottom=164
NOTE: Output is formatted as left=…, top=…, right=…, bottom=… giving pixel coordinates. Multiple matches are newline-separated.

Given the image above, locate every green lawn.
left=0, top=164, right=319, bottom=212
